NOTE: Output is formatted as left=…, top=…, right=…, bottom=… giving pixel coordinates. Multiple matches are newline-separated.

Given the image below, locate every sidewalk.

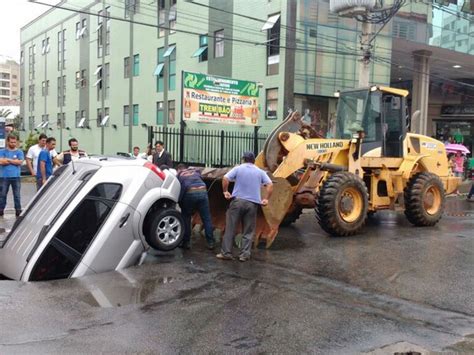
left=2, top=178, right=37, bottom=214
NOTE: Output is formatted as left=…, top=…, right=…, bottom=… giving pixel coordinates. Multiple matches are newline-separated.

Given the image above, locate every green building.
left=20, top=0, right=474, bottom=155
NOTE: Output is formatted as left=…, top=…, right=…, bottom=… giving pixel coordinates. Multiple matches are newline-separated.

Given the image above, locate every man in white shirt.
left=26, top=134, right=47, bottom=176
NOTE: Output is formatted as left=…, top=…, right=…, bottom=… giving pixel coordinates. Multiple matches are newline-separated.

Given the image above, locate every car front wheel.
left=146, top=209, right=184, bottom=251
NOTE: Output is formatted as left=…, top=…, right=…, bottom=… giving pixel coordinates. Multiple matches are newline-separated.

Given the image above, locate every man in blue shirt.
left=216, top=151, right=273, bottom=262
left=0, top=135, right=25, bottom=217
left=36, top=137, right=56, bottom=190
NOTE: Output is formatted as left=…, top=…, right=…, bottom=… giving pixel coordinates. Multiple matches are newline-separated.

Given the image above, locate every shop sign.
left=182, top=71, right=259, bottom=126
left=441, top=105, right=474, bottom=116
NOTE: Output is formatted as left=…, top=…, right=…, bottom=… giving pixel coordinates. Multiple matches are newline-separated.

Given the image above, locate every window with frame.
left=133, top=104, right=139, bottom=126
left=125, top=0, right=139, bottom=17
left=29, top=183, right=122, bottom=281
left=57, top=112, right=65, bottom=129
left=123, top=105, right=130, bottom=126
left=266, top=88, right=278, bottom=120
left=29, top=45, right=35, bottom=80
left=96, top=107, right=110, bottom=127
left=20, top=50, right=24, bottom=65
left=104, top=63, right=110, bottom=99
left=133, top=54, right=140, bottom=76
left=28, top=84, right=35, bottom=112
left=41, top=37, right=50, bottom=55
left=197, top=35, right=208, bottom=62
left=42, top=80, right=49, bottom=96
left=156, top=47, right=165, bottom=92
left=265, top=13, right=280, bottom=75
left=74, top=20, right=86, bottom=40
left=168, top=47, right=176, bottom=91
left=95, top=65, right=103, bottom=100
left=41, top=114, right=49, bottom=128
left=158, top=0, right=165, bottom=38
left=214, top=29, right=224, bottom=58
left=168, top=100, right=175, bottom=124
left=169, top=0, right=177, bottom=34
left=156, top=101, right=164, bottom=125
left=124, top=57, right=130, bottom=78
left=95, top=6, right=109, bottom=56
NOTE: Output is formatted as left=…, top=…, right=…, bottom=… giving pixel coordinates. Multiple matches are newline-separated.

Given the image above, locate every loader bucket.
left=193, top=168, right=294, bottom=248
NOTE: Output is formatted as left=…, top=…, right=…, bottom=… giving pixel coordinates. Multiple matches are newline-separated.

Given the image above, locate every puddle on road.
left=80, top=276, right=174, bottom=308
left=363, top=341, right=429, bottom=354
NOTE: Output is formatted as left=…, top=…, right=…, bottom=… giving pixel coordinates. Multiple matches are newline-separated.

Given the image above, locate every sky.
left=0, top=0, right=59, bottom=61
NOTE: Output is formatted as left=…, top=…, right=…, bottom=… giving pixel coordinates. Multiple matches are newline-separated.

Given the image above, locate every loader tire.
left=316, top=172, right=368, bottom=237
left=280, top=207, right=303, bottom=227
left=404, top=172, right=445, bottom=227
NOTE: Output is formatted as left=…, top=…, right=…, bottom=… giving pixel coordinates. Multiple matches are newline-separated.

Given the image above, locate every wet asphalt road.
left=0, top=188, right=473, bottom=353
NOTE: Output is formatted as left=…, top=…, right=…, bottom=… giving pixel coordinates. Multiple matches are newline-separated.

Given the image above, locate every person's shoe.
left=179, top=241, right=191, bottom=250
left=15, top=210, right=22, bottom=217
left=238, top=256, right=250, bottom=262
left=207, top=240, right=216, bottom=250
left=0, top=210, right=3, bottom=217
left=207, top=243, right=216, bottom=250
left=216, top=253, right=234, bottom=260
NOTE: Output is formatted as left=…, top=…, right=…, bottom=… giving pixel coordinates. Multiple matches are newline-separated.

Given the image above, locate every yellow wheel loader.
left=199, top=86, right=460, bottom=247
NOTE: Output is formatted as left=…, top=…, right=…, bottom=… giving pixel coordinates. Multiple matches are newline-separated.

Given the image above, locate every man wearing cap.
left=216, top=151, right=273, bottom=262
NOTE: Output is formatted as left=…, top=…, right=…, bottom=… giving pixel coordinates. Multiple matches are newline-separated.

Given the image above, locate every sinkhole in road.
left=80, top=276, right=175, bottom=308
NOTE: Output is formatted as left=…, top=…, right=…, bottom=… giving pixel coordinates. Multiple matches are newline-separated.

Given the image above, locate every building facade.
left=0, top=57, right=20, bottom=102
left=20, top=0, right=474, bottom=154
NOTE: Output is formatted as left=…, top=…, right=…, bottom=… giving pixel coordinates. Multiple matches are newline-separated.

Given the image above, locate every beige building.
left=0, top=56, right=20, bottom=102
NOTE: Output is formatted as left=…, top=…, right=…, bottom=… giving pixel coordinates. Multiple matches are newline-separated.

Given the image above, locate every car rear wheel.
left=146, top=209, right=184, bottom=251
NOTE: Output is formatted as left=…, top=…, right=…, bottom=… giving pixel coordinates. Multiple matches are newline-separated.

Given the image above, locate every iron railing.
left=148, top=126, right=268, bottom=167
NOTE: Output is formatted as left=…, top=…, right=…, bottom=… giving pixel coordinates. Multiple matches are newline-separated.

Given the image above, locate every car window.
left=88, top=183, right=122, bottom=200
left=29, top=183, right=122, bottom=281
left=30, top=244, right=77, bottom=281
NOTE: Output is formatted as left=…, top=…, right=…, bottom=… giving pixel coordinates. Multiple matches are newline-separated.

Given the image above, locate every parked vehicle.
left=0, top=156, right=184, bottom=281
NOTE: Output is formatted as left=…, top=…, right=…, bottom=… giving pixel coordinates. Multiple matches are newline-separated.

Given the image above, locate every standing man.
left=216, top=151, right=273, bottom=262
left=36, top=137, right=56, bottom=190
left=176, top=164, right=215, bottom=250
left=26, top=133, right=47, bottom=176
left=0, top=135, right=24, bottom=217
left=152, top=141, right=172, bottom=168
left=54, top=138, right=87, bottom=165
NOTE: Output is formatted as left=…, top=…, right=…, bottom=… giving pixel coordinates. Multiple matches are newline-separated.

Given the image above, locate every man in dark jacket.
left=152, top=141, right=172, bottom=168
left=176, top=164, right=215, bottom=250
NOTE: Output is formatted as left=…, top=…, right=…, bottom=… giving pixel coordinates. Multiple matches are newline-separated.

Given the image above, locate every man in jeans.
left=0, top=135, right=25, bottom=217
left=217, top=152, right=273, bottom=262
left=176, top=163, right=215, bottom=250
left=36, top=137, right=56, bottom=190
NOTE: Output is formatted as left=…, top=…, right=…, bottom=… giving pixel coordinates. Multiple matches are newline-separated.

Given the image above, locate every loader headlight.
left=370, top=85, right=378, bottom=92
left=334, top=91, right=340, bottom=98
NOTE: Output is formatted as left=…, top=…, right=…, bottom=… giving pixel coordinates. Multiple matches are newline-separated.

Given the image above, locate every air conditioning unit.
left=330, top=0, right=377, bottom=14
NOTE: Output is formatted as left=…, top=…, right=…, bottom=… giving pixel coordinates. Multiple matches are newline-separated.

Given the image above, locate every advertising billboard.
left=182, top=71, right=260, bottom=126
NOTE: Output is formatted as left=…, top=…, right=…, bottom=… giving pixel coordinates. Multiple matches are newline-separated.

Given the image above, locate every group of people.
left=147, top=141, right=273, bottom=261
left=0, top=134, right=86, bottom=217
left=175, top=151, right=273, bottom=262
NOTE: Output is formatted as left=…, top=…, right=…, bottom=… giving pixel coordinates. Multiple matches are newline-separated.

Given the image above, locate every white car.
left=0, top=156, right=184, bottom=281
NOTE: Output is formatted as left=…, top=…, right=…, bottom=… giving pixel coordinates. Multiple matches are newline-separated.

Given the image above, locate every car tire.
left=146, top=208, right=184, bottom=251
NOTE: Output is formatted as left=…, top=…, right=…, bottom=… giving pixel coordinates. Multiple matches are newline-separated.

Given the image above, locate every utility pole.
left=358, top=21, right=372, bottom=88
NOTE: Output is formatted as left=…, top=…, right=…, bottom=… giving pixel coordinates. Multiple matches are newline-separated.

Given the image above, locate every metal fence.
left=148, top=126, right=268, bottom=167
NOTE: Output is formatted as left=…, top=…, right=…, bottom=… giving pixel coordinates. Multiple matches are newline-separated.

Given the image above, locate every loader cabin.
left=334, top=86, right=409, bottom=158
